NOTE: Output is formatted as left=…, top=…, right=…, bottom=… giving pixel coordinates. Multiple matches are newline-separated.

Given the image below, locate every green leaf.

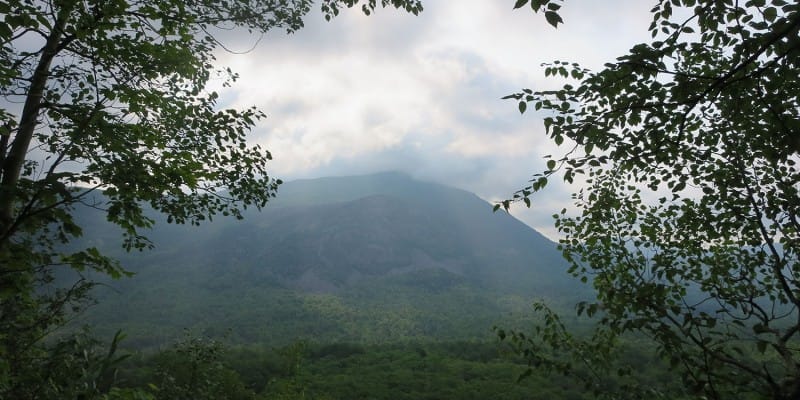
left=544, top=11, right=563, bottom=28
left=518, top=101, right=527, bottom=114
left=0, top=22, right=12, bottom=40
left=513, top=0, right=529, bottom=9
left=531, top=0, right=547, bottom=11
left=763, top=7, right=777, bottom=22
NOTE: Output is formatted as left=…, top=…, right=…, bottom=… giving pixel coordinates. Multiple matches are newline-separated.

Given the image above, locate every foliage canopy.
left=503, top=0, right=800, bottom=398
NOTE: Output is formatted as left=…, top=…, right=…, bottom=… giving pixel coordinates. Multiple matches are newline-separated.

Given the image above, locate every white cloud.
left=208, top=0, right=654, bottom=239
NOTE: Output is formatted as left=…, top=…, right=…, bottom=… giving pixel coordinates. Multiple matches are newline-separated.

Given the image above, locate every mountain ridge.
left=72, top=172, right=584, bottom=347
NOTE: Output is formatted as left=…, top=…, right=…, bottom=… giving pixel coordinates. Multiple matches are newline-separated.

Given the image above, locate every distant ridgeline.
left=68, top=172, right=587, bottom=348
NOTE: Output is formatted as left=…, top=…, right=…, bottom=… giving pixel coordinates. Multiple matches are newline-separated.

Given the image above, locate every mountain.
left=71, top=172, right=586, bottom=348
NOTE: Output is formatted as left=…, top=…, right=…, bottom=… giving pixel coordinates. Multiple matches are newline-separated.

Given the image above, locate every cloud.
left=207, top=0, right=653, bottom=239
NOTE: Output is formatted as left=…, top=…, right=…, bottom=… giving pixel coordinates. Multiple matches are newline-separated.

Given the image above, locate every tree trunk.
left=0, top=6, right=71, bottom=243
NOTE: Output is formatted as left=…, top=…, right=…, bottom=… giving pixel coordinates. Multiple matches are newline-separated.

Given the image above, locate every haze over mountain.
left=73, top=172, right=585, bottom=347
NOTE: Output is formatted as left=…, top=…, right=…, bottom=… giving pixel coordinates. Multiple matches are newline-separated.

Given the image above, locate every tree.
left=501, top=0, right=800, bottom=399
left=0, top=0, right=421, bottom=397
left=151, top=335, right=255, bottom=400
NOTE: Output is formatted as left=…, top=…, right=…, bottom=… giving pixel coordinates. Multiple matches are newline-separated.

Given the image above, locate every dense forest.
left=99, top=336, right=688, bottom=400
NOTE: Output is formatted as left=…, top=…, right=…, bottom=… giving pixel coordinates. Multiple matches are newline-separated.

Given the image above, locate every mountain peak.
left=77, top=172, right=582, bottom=347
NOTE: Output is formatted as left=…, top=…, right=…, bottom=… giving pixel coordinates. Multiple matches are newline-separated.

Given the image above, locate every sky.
left=210, top=1, right=655, bottom=239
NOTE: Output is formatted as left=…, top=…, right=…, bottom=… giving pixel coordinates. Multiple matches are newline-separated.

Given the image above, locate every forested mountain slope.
left=72, top=172, right=585, bottom=347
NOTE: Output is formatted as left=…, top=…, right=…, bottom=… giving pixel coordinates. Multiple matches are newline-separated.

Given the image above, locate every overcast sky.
left=211, top=1, right=654, bottom=239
